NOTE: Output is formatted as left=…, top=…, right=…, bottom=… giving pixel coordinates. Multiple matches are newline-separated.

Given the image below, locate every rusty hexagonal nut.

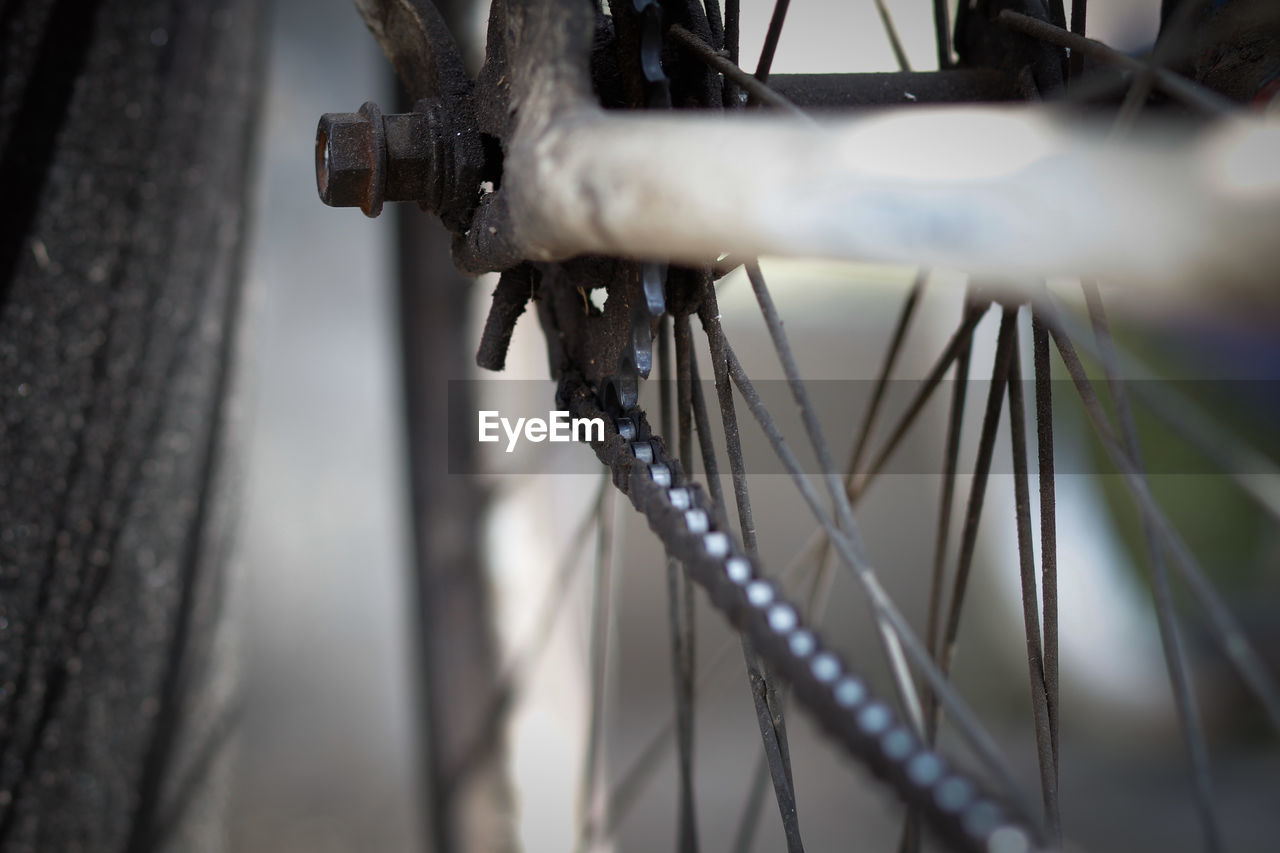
left=315, top=103, right=385, bottom=216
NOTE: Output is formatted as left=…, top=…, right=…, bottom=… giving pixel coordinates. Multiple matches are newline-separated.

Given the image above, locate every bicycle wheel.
left=0, top=0, right=263, bottom=850
left=317, top=1, right=1280, bottom=850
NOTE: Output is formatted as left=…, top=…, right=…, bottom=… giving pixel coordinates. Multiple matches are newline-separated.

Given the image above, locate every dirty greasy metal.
left=316, top=97, right=482, bottom=224
left=767, top=70, right=1023, bottom=108
left=957, top=0, right=1066, bottom=97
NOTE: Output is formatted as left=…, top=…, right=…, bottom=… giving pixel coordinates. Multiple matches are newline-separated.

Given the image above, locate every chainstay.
left=556, top=374, right=1041, bottom=853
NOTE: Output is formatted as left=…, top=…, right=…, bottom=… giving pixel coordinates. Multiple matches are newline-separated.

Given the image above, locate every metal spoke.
left=669, top=315, right=700, bottom=853
left=668, top=25, right=808, bottom=117
left=733, top=523, right=843, bottom=853
left=1047, top=0, right=1066, bottom=29
left=1038, top=303, right=1280, bottom=737
left=932, top=0, right=951, bottom=69
left=925, top=300, right=977, bottom=720
left=1006, top=327, right=1060, bottom=841
left=664, top=551, right=699, bottom=853
left=503, top=477, right=607, bottom=689
left=996, top=9, right=1236, bottom=114
left=852, top=302, right=990, bottom=503
left=936, top=307, right=1020, bottom=726
left=1069, top=0, right=1087, bottom=79
left=731, top=761, right=772, bottom=853
left=1109, top=0, right=1198, bottom=137
left=606, top=634, right=738, bottom=842
left=722, top=0, right=740, bottom=107
left=577, top=485, right=618, bottom=852
left=844, top=275, right=930, bottom=850
left=845, top=271, right=926, bottom=486
left=1031, top=315, right=1060, bottom=779
left=604, top=540, right=825, bottom=840
left=700, top=285, right=759, bottom=554
left=904, top=298, right=977, bottom=853
left=744, top=260, right=925, bottom=736
left=753, top=0, right=791, bottom=83
left=720, top=336, right=1043, bottom=832
left=695, top=282, right=804, bottom=852
left=1081, top=282, right=1221, bottom=852
left=703, top=0, right=725, bottom=51
left=872, top=0, right=911, bottom=72
left=445, top=477, right=608, bottom=794
left=1045, top=300, right=1280, bottom=523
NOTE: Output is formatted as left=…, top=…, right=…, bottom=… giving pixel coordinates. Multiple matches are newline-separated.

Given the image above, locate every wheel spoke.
left=935, top=307, right=1019, bottom=733
left=925, top=299, right=977, bottom=717
left=1031, top=314, right=1060, bottom=780
left=932, top=0, right=952, bottom=69
left=1081, top=282, right=1222, bottom=852
left=745, top=260, right=926, bottom=736
left=669, top=315, right=700, bottom=853
left=445, top=477, right=608, bottom=796
left=732, top=534, right=841, bottom=853
left=872, top=0, right=911, bottom=72
left=1109, top=0, right=1199, bottom=137
left=693, top=285, right=804, bottom=852
left=1069, top=0, right=1087, bottom=79
left=702, top=0, right=725, bottom=51
left=1039, top=303, right=1280, bottom=738
left=754, top=0, right=791, bottom=83
left=604, top=541, right=825, bottom=840
left=1006, top=324, right=1060, bottom=840
left=904, top=296, right=977, bottom=853
left=504, top=477, right=607, bottom=689
left=664, top=553, right=700, bottom=853
left=577, top=486, right=618, bottom=851
left=668, top=25, right=808, bottom=117
left=1045, top=299, right=1280, bottom=523
left=722, top=0, right=740, bottom=107
left=720, top=336, right=1044, bottom=832
left=845, top=271, right=926, bottom=486
left=996, top=9, right=1236, bottom=114
left=852, top=302, right=989, bottom=506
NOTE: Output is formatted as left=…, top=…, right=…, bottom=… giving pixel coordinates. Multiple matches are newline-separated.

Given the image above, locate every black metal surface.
left=956, top=0, right=1066, bottom=98
left=769, top=70, right=1022, bottom=107
left=475, top=264, right=535, bottom=372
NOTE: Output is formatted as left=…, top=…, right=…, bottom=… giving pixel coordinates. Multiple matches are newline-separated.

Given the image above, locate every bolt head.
left=316, top=112, right=375, bottom=210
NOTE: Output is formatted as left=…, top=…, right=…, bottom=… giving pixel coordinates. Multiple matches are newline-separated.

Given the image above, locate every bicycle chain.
left=559, top=370, right=1040, bottom=853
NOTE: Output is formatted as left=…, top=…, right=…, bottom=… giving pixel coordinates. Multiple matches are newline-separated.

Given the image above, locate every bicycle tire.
left=0, top=0, right=263, bottom=850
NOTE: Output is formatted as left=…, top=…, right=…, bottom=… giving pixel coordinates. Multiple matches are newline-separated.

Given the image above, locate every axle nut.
left=316, top=99, right=479, bottom=224
left=316, top=103, right=386, bottom=217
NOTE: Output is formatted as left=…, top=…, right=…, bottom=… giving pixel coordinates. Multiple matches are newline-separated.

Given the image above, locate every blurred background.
left=232, top=1, right=1278, bottom=852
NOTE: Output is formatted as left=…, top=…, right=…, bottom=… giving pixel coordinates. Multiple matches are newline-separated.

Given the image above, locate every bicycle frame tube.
left=462, top=103, right=1280, bottom=297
